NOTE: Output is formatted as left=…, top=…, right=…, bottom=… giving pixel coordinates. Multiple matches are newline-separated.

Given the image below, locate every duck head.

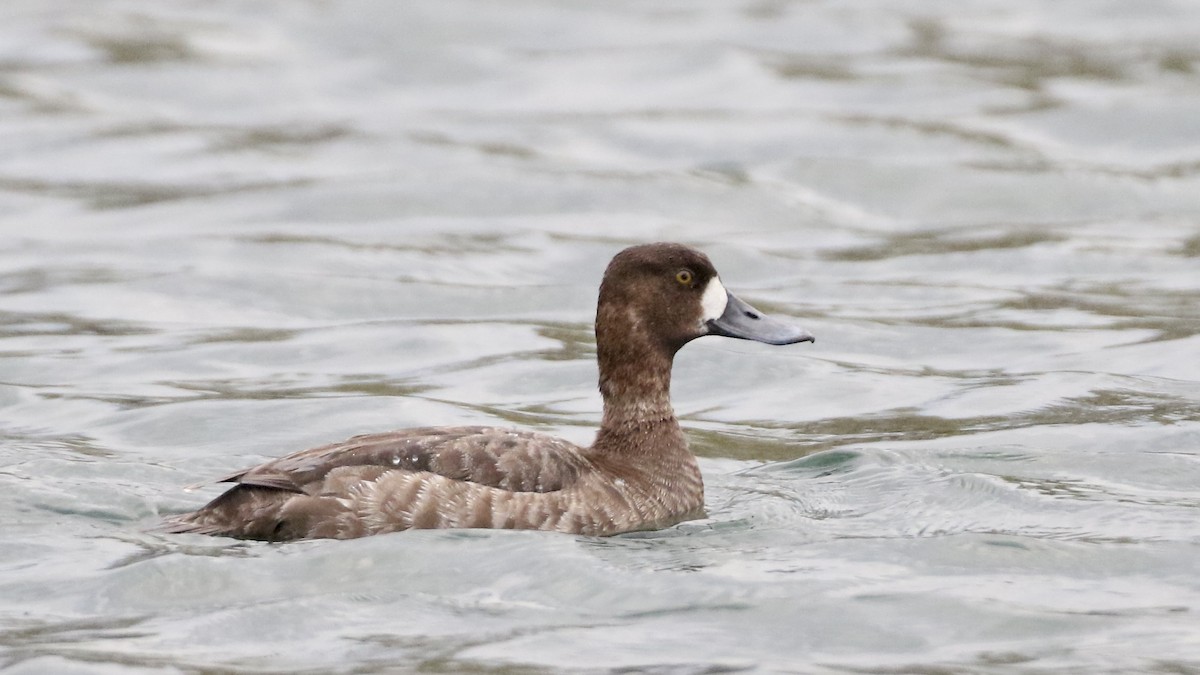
left=596, top=242, right=814, bottom=354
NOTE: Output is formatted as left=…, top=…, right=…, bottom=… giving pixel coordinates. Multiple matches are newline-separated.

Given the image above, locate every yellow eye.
left=675, top=269, right=694, bottom=285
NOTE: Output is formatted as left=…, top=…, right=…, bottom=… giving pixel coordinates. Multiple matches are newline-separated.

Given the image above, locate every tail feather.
left=155, top=484, right=355, bottom=541
left=155, top=485, right=292, bottom=540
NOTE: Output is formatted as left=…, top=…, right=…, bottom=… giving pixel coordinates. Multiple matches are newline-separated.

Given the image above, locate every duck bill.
left=706, top=291, right=814, bottom=346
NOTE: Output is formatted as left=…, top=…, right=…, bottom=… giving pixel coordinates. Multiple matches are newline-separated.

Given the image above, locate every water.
left=2, top=0, right=1200, bottom=672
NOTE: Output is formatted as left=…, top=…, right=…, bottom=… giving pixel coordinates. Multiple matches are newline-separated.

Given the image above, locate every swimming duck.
left=161, top=242, right=813, bottom=540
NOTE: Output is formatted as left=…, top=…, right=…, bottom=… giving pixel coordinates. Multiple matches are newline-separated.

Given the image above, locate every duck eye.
left=675, top=270, right=694, bottom=286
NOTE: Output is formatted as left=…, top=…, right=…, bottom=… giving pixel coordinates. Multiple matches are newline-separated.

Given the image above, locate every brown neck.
left=598, top=343, right=675, bottom=428
left=593, top=305, right=685, bottom=455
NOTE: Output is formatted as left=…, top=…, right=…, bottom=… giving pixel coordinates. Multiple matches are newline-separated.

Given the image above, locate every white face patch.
left=700, top=276, right=729, bottom=323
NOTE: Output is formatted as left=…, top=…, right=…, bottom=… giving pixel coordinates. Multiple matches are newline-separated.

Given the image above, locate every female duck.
left=161, top=242, right=813, bottom=540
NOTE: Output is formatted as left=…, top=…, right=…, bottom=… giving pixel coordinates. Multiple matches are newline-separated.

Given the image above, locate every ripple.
left=821, top=226, right=1063, bottom=262
left=0, top=175, right=315, bottom=210
left=3, top=0, right=1200, bottom=672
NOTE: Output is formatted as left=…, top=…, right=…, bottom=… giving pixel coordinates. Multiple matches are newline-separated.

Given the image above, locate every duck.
left=160, top=242, right=813, bottom=540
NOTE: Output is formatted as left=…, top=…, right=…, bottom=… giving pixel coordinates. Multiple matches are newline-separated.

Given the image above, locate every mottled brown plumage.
left=159, top=242, right=813, bottom=540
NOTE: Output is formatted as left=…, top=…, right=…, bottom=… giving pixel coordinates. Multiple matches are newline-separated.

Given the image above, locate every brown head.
left=594, top=242, right=813, bottom=421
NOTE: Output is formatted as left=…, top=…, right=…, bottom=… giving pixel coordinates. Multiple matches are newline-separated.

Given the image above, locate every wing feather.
left=203, top=426, right=589, bottom=495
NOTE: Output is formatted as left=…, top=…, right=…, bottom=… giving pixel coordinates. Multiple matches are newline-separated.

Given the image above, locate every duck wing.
left=199, top=425, right=589, bottom=496
left=160, top=426, right=598, bottom=540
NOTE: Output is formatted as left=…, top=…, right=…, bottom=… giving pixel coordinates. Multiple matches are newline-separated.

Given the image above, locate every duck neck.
left=591, top=287, right=693, bottom=457
left=593, top=329, right=686, bottom=461
left=598, top=346, right=676, bottom=427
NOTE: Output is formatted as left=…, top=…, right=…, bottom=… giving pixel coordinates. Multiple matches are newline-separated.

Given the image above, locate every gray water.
left=2, top=1, right=1200, bottom=673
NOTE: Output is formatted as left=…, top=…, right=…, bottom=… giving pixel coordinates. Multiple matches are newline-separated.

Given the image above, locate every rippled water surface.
left=3, top=1, right=1200, bottom=673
